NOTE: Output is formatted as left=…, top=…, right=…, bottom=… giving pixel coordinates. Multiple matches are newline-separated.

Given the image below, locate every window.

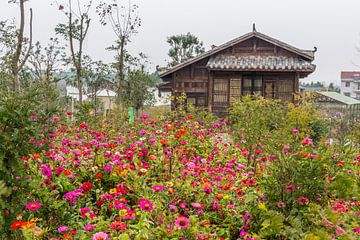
left=344, top=92, right=351, bottom=97
left=213, top=78, right=228, bottom=105
left=345, top=82, right=350, bottom=87
left=242, top=75, right=263, bottom=96
left=358, top=83, right=360, bottom=90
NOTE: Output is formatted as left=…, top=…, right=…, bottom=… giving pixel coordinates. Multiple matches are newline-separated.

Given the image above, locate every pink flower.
left=285, top=185, right=295, bottom=192
left=335, top=227, right=345, bottom=235
left=25, top=202, right=42, bottom=211
left=138, top=199, right=153, bottom=211
left=57, top=226, right=68, bottom=233
left=169, top=205, right=178, bottom=212
left=140, top=114, right=148, bottom=119
left=174, top=215, right=190, bottom=229
left=92, top=232, right=109, bottom=240
left=139, top=130, right=147, bottom=136
left=152, top=185, right=164, bottom=192
left=353, top=227, right=360, bottom=234
left=292, top=129, right=299, bottom=134
left=191, top=202, right=204, bottom=208
left=179, top=202, right=187, bottom=208
left=239, top=228, right=247, bottom=237
left=84, top=224, right=95, bottom=231
left=298, top=196, right=309, bottom=205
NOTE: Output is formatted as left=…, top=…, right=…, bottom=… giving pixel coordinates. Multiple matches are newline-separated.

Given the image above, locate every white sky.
left=1, top=0, right=360, bottom=85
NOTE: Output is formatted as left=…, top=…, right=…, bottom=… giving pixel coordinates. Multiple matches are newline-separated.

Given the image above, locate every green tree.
left=167, top=32, right=205, bottom=67
left=118, top=54, right=158, bottom=112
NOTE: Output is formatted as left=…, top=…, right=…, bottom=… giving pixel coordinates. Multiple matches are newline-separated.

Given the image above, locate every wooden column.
left=293, top=72, right=300, bottom=103
left=208, top=71, right=213, bottom=113
left=171, top=73, right=175, bottom=110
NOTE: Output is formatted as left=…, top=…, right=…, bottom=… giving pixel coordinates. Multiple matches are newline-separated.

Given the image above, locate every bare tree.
left=28, top=38, right=64, bottom=82
left=9, top=0, right=33, bottom=92
left=97, top=0, right=141, bottom=97
left=55, top=0, right=92, bottom=105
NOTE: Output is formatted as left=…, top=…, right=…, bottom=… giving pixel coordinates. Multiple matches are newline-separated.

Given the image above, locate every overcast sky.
left=1, top=0, right=360, bottom=85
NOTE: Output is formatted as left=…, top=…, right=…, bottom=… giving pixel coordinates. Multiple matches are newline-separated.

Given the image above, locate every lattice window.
left=230, top=78, right=241, bottom=103
left=214, top=79, right=228, bottom=106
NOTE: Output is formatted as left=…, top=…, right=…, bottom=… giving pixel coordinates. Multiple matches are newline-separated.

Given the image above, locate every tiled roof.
left=341, top=71, right=360, bottom=79
left=207, top=55, right=316, bottom=72
left=160, top=30, right=316, bottom=77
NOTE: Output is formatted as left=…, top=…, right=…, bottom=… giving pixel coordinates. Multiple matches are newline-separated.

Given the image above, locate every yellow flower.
left=258, top=202, right=267, bottom=211
left=223, top=195, right=229, bottom=200
left=119, top=209, right=127, bottom=216
left=140, top=168, right=147, bottom=173
left=109, top=188, right=117, bottom=194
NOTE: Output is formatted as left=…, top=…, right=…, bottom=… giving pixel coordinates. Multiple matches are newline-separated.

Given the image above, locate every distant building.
left=314, top=91, right=360, bottom=120
left=340, top=71, right=360, bottom=99
left=159, top=27, right=316, bottom=116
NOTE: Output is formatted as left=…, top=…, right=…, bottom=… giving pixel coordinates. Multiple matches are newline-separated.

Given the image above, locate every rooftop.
left=317, top=91, right=360, bottom=105
left=207, top=55, right=315, bottom=72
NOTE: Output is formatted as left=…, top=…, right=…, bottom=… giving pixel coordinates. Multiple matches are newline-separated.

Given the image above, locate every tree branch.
left=18, top=8, right=33, bottom=72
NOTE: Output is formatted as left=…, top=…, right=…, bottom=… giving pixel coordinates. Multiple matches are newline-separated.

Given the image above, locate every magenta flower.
left=41, top=165, right=52, bottom=177
left=239, top=228, right=247, bottom=237
left=25, top=202, right=42, bottom=211
left=174, top=215, right=190, bottom=229
left=92, top=232, right=109, bottom=240
left=58, top=225, right=68, bottom=233
left=84, top=224, right=95, bottom=231
left=292, top=129, right=299, bottom=134
left=152, top=185, right=164, bottom=192
left=169, top=205, right=178, bottom=212
left=139, top=129, right=147, bottom=136
left=138, top=199, right=153, bottom=211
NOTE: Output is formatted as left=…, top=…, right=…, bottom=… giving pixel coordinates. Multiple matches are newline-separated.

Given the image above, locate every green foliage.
left=167, top=32, right=205, bottom=67
left=118, top=69, right=158, bottom=111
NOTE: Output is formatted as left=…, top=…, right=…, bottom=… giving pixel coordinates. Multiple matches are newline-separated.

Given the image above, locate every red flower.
left=66, top=111, right=72, bottom=115
left=110, top=221, right=127, bottom=232
left=95, top=173, right=103, bottom=179
left=11, top=221, right=26, bottom=230
left=82, top=182, right=93, bottom=191
left=79, top=123, right=87, bottom=129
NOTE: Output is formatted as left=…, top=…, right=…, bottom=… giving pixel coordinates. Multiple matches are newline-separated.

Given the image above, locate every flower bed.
left=10, top=113, right=360, bottom=239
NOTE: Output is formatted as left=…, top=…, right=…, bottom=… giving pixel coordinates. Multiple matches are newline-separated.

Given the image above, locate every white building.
left=340, top=71, right=360, bottom=100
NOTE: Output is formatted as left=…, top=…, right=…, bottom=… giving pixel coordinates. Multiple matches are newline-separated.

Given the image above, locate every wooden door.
left=230, top=78, right=241, bottom=104
left=213, top=78, right=229, bottom=115
left=264, top=81, right=276, bottom=99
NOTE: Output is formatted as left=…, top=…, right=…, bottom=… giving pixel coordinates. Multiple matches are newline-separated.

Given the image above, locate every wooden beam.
left=208, top=71, right=214, bottom=113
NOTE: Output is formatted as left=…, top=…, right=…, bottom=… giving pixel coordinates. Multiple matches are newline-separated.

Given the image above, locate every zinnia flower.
left=26, top=202, right=42, bottom=211
left=41, top=165, right=52, bottom=177
left=138, top=199, right=153, bottom=211
left=57, top=225, right=68, bottom=233
left=152, top=185, right=164, bottom=192
left=92, top=232, right=109, bottom=240
left=81, top=182, right=92, bottom=191
left=84, top=224, right=95, bottom=231
left=174, top=215, right=190, bottom=229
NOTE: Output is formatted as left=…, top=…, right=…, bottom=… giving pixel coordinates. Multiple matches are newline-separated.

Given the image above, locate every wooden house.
left=159, top=26, right=316, bottom=116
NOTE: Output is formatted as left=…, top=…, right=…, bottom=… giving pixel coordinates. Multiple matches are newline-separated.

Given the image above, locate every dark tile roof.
left=160, top=30, right=316, bottom=77
left=207, top=55, right=316, bottom=72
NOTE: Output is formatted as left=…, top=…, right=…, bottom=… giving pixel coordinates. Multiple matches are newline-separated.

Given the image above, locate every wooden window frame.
left=242, top=74, right=264, bottom=96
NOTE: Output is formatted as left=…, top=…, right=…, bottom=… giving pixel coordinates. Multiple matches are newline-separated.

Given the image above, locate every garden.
left=2, top=97, right=359, bottom=240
